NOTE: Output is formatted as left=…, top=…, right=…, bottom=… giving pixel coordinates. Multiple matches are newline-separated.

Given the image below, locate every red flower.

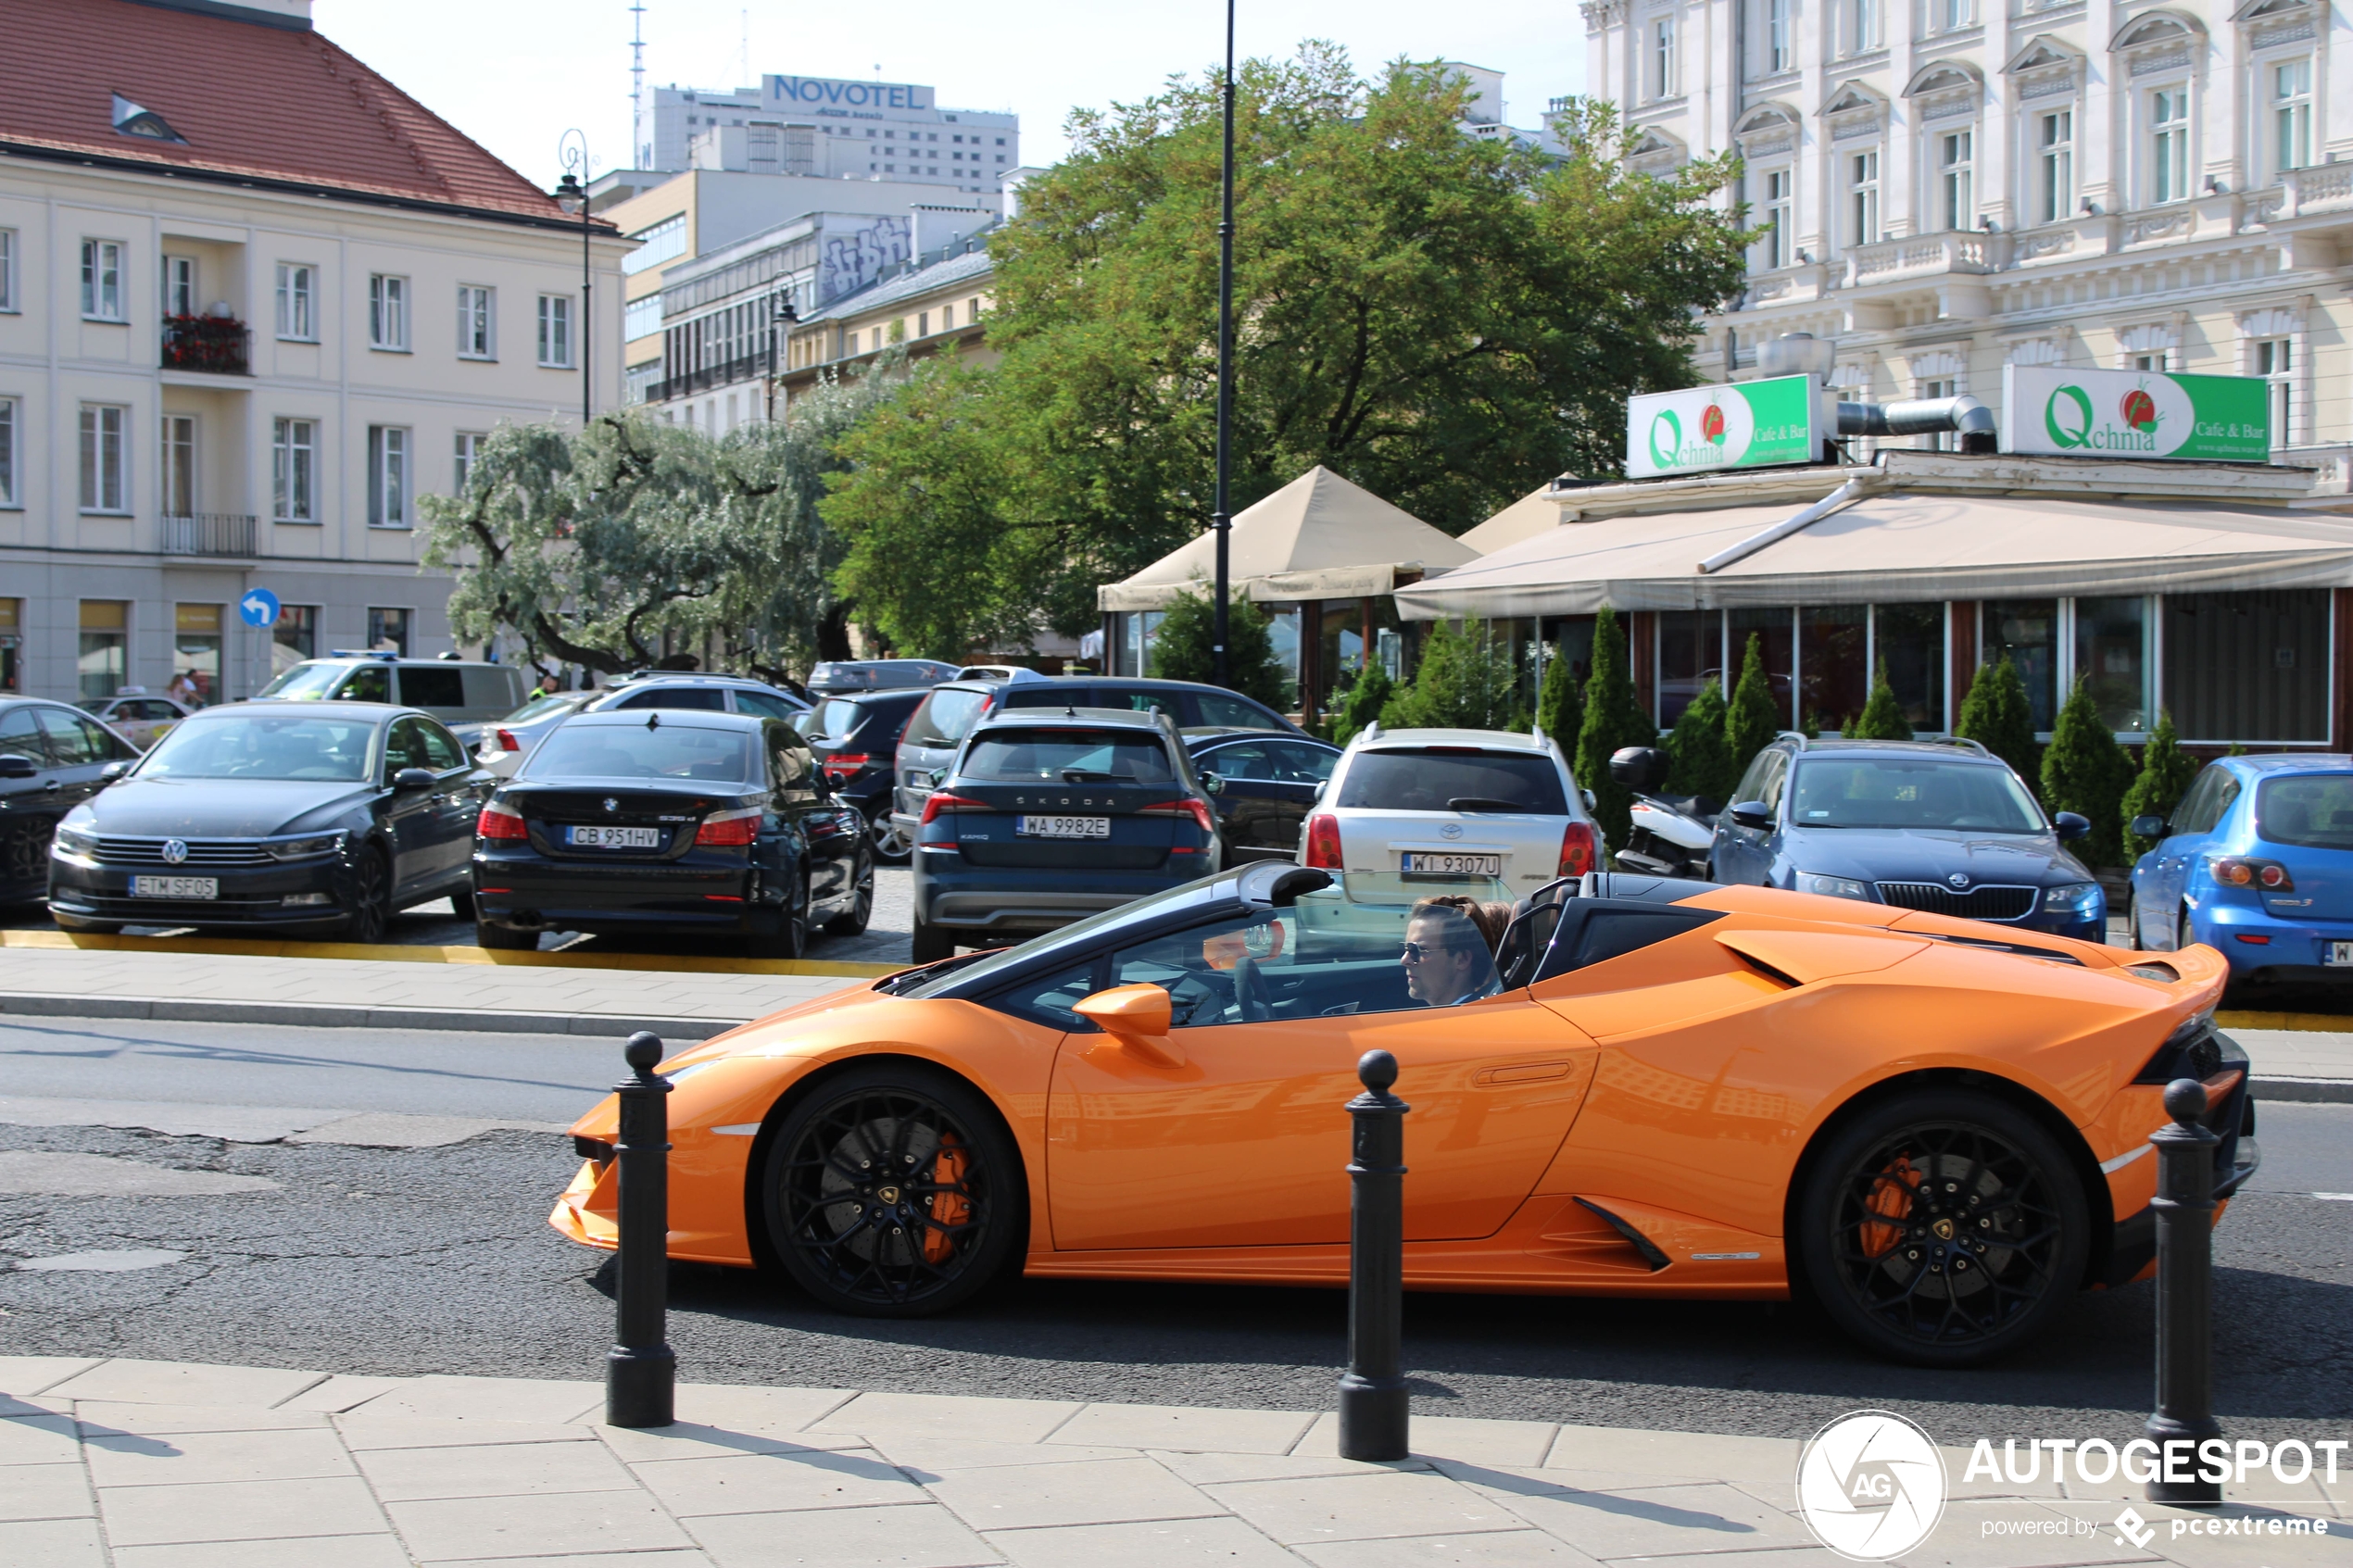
left=2120, top=389, right=2158, bottom=433
left=1701, top=403, right=1727, bottom=445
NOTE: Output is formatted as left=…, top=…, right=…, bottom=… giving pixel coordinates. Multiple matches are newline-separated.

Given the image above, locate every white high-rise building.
left=641, top=77, right=1018, bottom=196
left=1587, top=0, right=2353, bottom=484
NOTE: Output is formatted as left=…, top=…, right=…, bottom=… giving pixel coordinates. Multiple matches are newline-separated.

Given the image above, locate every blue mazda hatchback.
left=2127, top=753, right=2353, bottom=987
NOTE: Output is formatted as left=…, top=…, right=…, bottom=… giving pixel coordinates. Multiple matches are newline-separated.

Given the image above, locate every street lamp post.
left=554, top=131, right=594, bottom=426
left=1211, top=0, right=1237, bottom=687
left=766, top=289, right=799, bottom=420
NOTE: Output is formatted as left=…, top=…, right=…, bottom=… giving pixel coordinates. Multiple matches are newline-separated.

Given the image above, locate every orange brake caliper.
left=925, top=1133, right=970, bottom=1264
left=1858, top=1155, right=1920, bottom=1259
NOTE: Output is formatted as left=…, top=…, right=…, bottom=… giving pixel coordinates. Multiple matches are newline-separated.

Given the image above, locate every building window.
left=2165, top=590, right=2328, bottom=742
left=917, top=311, right=930, bottom=337
left=271, top=604, right=319, bottom=677
left=1761, top=168, right=1793, bottom=268
left=623, top=214, right=687, bottom=276
left=538, top=295, right=573, bottom=368
left=2149, top=87, right=2191, bottom=205
left=81, top=240, right=123, bottom=320
left=272, top=417, right=316, bottom=521
left=0, top=398, right=15, bottom=507
left=969, top=295, right=983, bottom=321
left=458, top=284, right=495, bottom=359
left=623, top=295, right=661, bottom=342
left=1938, top=131, right=1974, bottom=232
left=175, top=604, right=222, bottom=707
left=1848, top=150, right=1881, bottom=247
left=160, top=413, right=195, bottom=516
left=1651, top=18, right=1678, bottom=98
left=1935, top=0, right=1971, bottom=31
left=370, top=273, right=409, bottom=350
left=2134, top=351, right=2168, bottom=372
left=455, top=431, right=485, bottom=491
left=1843, top=0, right=1877, bottom=54
left=1982, top=600, right=2058, bottom=734
left=275, top=263, right=316, bottom=340
left=2074, top=596, right=2150, bottom=735
left=2036, top=110, right=2074, bottom=225
left=941, top=303, right=955, bottom=331
left=368, top=425, right=409, bottom=528
left=79, top=601, right=128, bottom=703
left=1765, top=0, right=1791, bottom=72
left=163, top=255, right=195, bottom=319
left=2273, top=58, right=2314, bottom=177
left=0, top=229, right=15, bottom=312
left=2256, top=338, right=2293, bottom=446
left=79, top=404, right=126, bottom=512
left=367, top=608, right=410, bottom=657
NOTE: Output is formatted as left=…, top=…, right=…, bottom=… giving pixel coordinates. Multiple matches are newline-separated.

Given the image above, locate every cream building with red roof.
left=0, top=0, right=627, bottom=705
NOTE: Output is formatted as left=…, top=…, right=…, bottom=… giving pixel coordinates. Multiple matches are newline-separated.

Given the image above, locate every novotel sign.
left=766, top=75, right=935, bottom=111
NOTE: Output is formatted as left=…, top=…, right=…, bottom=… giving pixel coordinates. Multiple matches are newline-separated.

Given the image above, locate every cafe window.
left=79, top=600, right=128, bottom=703
left=367, top=607, right=410, bottom=657
left=2073, top=596, right=2150, bottom=735
left=1981, top=600, right=2058, bottom=734
left=271, top=603, right=319, bottom=678
left=2163, top=590, right=2328, bottom=743
left=174, top=603, right=222, bottom=707
left=0, top=597, right=19, bottom=693
left=1656, top=609, right=1720, bottom=726
left=1729, top=608, right=1797, bottom=727
left=1800, top=606, right=1869, bottom=734
left=1870, top=603, right=1945, bottom=734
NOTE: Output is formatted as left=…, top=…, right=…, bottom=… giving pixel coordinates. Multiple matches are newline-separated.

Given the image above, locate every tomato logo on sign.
left=2120, top=387, right=2159, bottom=434
left=1701, top=403, right=1728, bottom=445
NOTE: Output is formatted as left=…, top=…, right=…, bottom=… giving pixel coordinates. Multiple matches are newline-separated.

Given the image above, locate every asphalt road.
left=0, top=1017, right=2346, bottom=1447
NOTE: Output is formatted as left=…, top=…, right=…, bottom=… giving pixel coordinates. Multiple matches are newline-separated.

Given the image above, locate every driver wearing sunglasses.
left=1400, top=899, right=1502, bottom=1008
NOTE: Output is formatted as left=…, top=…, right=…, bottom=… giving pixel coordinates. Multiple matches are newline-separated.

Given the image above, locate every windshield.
left=522, top=723, right=755, bottom=784
left=501, top=693, right=589, bottom=725
left=812, top=698, right=866, bottom=742
left=1790, top=759, right=2045, bottom=833
left=2257, top=774, right=2353, bottom=850
left=255, top=662, right=349, bottom=701
left=962, top=728, right=1175, bottom=784
left=904, top=688, right=989, bottom=748
left=893, top=872, right=1233, bottom=998
left=139, top=714, right=375, bottom=781
left=1337, top=749, right=1567, bottom=814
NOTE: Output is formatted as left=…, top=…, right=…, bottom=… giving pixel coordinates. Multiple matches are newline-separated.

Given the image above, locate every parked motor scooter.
left=1606, top=746, right=1719, bottom=879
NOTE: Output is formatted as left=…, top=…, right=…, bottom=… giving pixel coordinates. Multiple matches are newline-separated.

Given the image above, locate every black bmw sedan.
left=471, top=709, right=871, bottom=959
left=45, top=702, right=491, bottom=940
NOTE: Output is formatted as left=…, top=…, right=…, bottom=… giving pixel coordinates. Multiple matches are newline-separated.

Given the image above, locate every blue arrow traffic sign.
left=238, top=588, right=281, bottom=629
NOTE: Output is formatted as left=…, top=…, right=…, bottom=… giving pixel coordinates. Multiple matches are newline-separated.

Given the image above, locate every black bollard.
left=1338, top=1048, right=1410, bottom=1462
left=2145, top=1076, right=2221, bottom=1507
left=606, top=1031, right=676, bottom=1428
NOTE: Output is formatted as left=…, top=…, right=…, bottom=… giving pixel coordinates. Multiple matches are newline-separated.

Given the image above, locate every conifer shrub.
left=1955, top=654, right=2041, bottom=792
left=2120, top=710, right=2200, bottom=860
left=2041, top=676, right=2133, bottom=866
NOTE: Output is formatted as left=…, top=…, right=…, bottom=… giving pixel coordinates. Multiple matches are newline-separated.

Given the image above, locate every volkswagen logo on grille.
left=1440, top=822, right=1465, bottom=840
left=161, top=839, right=189, bottom=865
left=1947, top=872, right=1969, bottom=888
left=603, top=797, right=620, bottom=813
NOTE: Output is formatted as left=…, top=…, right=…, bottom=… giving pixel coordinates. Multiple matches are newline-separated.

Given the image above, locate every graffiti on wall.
left=818, top=217, right=911, bottom=305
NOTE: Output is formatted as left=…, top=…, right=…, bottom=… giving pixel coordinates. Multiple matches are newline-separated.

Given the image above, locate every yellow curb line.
left=0, top=929, right=900, bottom=979
left=2215, top=1010, right=2353, bottom=1035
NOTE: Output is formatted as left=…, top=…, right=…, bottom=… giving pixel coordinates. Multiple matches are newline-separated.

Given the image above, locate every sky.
left=311, top=0, right=1586, bottom=191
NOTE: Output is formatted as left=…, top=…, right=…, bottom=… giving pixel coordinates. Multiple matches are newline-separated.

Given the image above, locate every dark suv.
left=1708, top=735, right=2105, bottom=941
left=805, top=688, right=928, bottom=862
left=911, top=706, right=1223, bottom=962
left=888, top=672, right=1299, bottom=851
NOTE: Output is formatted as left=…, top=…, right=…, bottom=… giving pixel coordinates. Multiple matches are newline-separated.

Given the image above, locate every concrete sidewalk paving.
left=0, top=1356, right=2340, bottom=1567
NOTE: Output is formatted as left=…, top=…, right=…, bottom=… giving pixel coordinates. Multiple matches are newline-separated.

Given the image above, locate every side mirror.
left=392, top=767, right=436, bottom=792
left=2054, top=810, right=2092, bottom=842
left=1201, top=771, right=1225, bottom=796
left=2130, top=814, right=2168, bottom=842
left=100, top=760, right=130, bottom=783
left=1729, top=800, right=1774, bottom=832
left=1581, top=787, right=1597, bottom=809
left=1072, top=984, right=1186, bottom=1068
left=0, top=755, right=38, bottom=780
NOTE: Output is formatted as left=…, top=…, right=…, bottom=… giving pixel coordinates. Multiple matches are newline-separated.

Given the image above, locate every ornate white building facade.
left=1586, top=0, right=2353, bottom=481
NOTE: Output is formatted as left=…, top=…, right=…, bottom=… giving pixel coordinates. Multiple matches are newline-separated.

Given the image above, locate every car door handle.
left=43, top=781, right=59, bottom=792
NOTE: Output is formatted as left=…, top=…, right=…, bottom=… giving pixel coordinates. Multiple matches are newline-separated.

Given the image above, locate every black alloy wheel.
left=825, top=848, right=875, bottom=937
left=748, top=877, right=809, bottom=960
left=1796, top=1088, right=2087, bottom=1366
left=761, top=1064, right=1022, bottom=1317
left=341, top=848, right=391, bottom=944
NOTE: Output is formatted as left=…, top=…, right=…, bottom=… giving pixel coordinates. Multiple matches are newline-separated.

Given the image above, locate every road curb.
left=0, top=991, right=750, bottom=1042
left=0, top=929, right=900, bottom=979
left=2249, top=1076, right=2353, bottom=1104
left=2216, top=1010, right=2353, bottom=1034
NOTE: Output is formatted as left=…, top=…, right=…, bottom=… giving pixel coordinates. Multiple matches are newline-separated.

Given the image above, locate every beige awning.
left=1392, top=486, right=2353, bottom=620
left=1457, top=483, right=1561, bottom=555
left=1098, top=466, right=1479, bottom=611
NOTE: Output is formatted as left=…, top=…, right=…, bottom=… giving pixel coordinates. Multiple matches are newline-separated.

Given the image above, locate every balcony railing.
left=651, top=345, right=776, bottom=404
left=160, top=514, right=257, bottom=557
left=161, top=315, right=250, bottom=375
left=1842, top=232, right=2004, bottom=288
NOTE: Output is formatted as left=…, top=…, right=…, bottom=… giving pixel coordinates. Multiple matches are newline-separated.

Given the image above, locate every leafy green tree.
left=2042, top=678, right=2134, bottom=866
left=2120, top=711, right=2200, bottom=861
left=1574, top=607, right=1654, bottom=851
left=826, top=47, right=1751, bottom=646
left=1724, top=633, right=1781, bottom=785
left=1665, top=678, right=1737, bottom=804
left=1848, top=661, right=1913, bottom=741
left=1326, top=665, right=1392, bottom=746
left=1148, top=585, right=1288, bottom=710
left=1380, top=620, right=1525, bottom=732
left=1955, top=655, right=2041, bottom=794
left=1536, top=643, right=1582, bottom=764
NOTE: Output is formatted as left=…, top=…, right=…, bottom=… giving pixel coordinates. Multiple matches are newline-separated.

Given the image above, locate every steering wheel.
left=1232, top=956, right=1274, bottom=1022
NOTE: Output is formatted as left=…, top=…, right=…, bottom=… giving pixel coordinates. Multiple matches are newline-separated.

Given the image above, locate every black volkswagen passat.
left=472, top=709, right=871, bottom=958
left=45, top=702, right=490, bottom=940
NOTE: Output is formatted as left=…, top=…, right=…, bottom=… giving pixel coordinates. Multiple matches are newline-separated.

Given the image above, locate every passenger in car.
left=1401, top=899, right=1504, bottom=1007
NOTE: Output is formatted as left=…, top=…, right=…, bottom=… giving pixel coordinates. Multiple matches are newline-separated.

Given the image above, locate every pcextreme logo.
left=1795, top=1411, right=1947, bottom=1561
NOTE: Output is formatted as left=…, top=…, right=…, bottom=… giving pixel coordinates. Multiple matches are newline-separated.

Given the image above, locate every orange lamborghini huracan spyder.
left=557, top=864, right=2256, bottom=1364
